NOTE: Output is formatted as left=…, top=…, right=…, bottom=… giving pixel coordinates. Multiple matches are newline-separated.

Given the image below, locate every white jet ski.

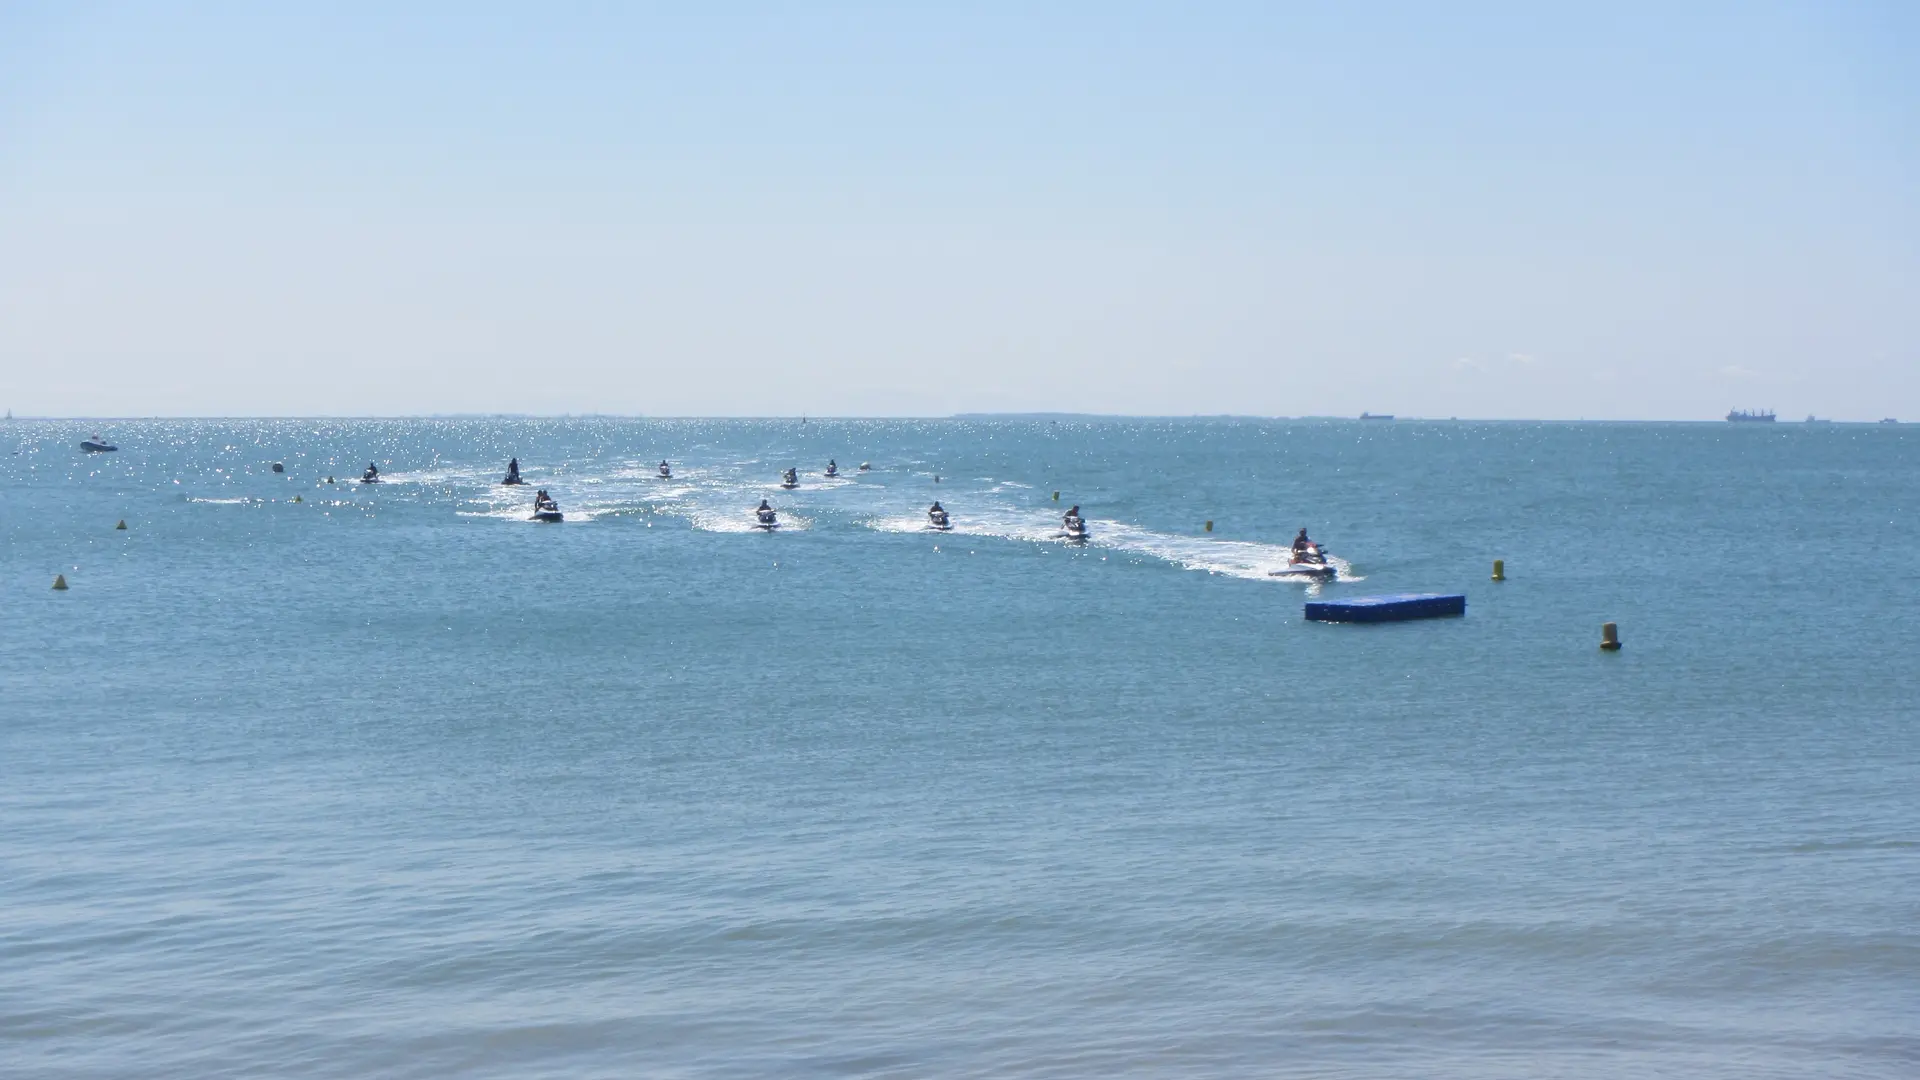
left=530, top=491, right=563, bottom=522
left=1060, top=515, right=1090, bottom=542
left=1269, top=543, right=1336, bottom=580
left=360, top=465, right=381, bottom=484
left=928, top=506, right=952, bottom=531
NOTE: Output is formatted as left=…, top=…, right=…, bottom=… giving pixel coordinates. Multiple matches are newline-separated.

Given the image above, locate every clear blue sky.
left=2, top=2, right=1914, bottom=418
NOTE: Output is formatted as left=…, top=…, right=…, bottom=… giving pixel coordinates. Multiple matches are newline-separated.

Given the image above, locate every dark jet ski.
left=501, top=458, right=525, bottom=485
left=81, top=435, right=117, bottom=452
left=754, top=500, right=779, bottom=530
left=1269, top=542, right=1336, bottom=581
left=927, top=503, right=952, bottom=531
left=824, top=459, right=839, bottom=478
left=780, top=467, right=799, bottom=489
left=1059, top=505, right=1089, bottom=542
left=360, top=463, right=381, bottom=483
left=657, top=460, right=672, bottom=479
left=530, top=490, right=563, bottom=522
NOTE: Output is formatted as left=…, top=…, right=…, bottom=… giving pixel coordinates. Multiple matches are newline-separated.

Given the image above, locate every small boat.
left=1881, top=418, right=1899, bottom=425
left=780, top=468, right=799, bottom=489
left=80, top=435, right=117, bottom=452
left=1360, top=412, right=1393, bottom=421
left=1269, top=543, right=1336, bottom=581
left=657, top=460, right=672, bottom=479
left=928, top=506, right=952, bottom=531
left=858, top=462, right=871, bottom=472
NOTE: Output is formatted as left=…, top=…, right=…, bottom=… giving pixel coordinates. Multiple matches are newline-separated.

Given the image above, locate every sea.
left=2, top=417, right=1915, bottom=1079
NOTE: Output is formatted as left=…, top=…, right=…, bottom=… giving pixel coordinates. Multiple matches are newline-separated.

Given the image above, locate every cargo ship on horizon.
left=1726, top=409, right=1776, bottom=423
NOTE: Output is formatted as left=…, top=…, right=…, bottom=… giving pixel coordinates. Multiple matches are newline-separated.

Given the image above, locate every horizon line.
left=0, top=413, right=1895, bottom=424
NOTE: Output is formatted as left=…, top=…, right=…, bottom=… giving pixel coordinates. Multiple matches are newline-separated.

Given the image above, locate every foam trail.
left=1089, top=522, right=1361, bottom=583
left=689, top=509, right=813, bottom=533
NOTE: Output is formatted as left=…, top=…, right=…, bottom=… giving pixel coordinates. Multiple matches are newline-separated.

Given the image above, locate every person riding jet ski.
left=361, top=463, right=380, bottom=483
left=781, top=467, right=798, bottom=488
left=755, top=498, right=779, bottom=528
left=928, top=501, right=951, bottom=529
left=1291, top=528, right=1326, bottom=564
left=502, top=457, right=523, bottom=485
left=657, top=460, right=671, bottom=478
left=530, top=489, right=563, bottom=522
left=1062, top=505, right=1089, bottom=540
left=825, top=459, right=839, bottom=477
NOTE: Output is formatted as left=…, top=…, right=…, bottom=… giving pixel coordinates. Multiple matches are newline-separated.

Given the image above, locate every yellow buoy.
left=1600, top=622, right=1622, bottom=651
left=1492, top=559, right=1504, bottom=581
left=1052, top=491, right=1060, bottom=501
left=1205, top=520, right=1213, bottom=532
left=52, top=574, right=68, bottom=590
left=116, top=519, right=127, bottom=530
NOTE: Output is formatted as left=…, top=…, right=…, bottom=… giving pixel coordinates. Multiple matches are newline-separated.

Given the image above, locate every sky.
left=1, top=1, right=1915, bottom=419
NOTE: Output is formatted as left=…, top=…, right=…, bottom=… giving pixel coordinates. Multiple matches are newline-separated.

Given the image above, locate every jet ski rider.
left=363, top=463, right=379, bottom=481
left=535, top=489, right=558, bottom=512
left=505, top=457, right=520, bottom=481
left=1292, top=528, right=1313, bottom=554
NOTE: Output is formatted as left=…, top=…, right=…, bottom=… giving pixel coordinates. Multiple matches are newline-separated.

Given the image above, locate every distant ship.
left=1726, top=409, right=1775, bottom=423
left=1804, top=415, right=1833, bottom=424
left=1360, top=412, right=1394, bottom=421
left=1881, top=418, right=1900, bottom=425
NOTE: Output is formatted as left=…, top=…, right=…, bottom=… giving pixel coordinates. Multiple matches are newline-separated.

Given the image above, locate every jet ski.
left=80, top=436, right=117, bottom=452
left=501, top=459, right=525, bottom=485
left=360, top=464, right=381, bottom=483
left=858, top=462, right=871, bottom=472
left=824, top=459, right=839, bottom=478
left=1060, top=512, right=1090, bottom=542
left=754, top=504, right=780, bottom=530
left=1269, top=543, right=1336, bottom=581
left=657, top=460, right=672, bottom=479
left=530, top=491, right=563, bottom=522
left=780, top=468, right=799, bottom=489
left=927, top=505, right=952, bottom=531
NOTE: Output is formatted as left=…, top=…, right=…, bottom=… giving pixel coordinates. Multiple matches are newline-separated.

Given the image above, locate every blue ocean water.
left=2, top=418, right=1915, bottom=1078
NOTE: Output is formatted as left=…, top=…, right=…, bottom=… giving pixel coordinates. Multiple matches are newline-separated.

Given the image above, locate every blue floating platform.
left=1304, top=593, right=1466, bottom=623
